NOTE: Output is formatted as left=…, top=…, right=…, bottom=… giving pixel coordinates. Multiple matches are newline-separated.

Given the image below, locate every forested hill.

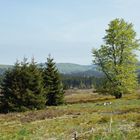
left=56, top=63, right=97, bottom=74
left=0, top=65, right=13, bottom=75
left=1, top=62, right=140, bottom=77
left=0, top=63, right=101, bottom=77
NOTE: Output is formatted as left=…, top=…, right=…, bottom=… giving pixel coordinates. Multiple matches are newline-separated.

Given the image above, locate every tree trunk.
left=115, top=92, right=122, bottom=99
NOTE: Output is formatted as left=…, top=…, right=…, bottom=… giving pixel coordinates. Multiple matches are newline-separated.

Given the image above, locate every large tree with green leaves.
left=93, top=18, right=140, bottom=98
left=43, top=55, right=64, bottom=106
left=0, top=58, right=45, bottom=112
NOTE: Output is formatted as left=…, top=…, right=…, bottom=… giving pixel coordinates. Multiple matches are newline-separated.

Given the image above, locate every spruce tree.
left=1, top=61, right=22, bottom=112
left=43, top=55, right=64, bottom=106
left=1, top=58, right=45, bottom=112
left=21, top=58, right=46, bottom=110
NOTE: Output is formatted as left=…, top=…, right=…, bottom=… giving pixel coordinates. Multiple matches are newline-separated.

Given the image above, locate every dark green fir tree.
left=43, top=55, right=64, bottom=106
left=0, top=61, right=21, bottom=112
left=21, top=58, right=46, bottom=110
left=1, top=58, right=46, bottom=112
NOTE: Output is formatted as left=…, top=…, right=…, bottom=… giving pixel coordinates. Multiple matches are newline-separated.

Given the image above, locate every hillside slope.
left=56, top=63, right=96, bottom=74
left=0, top=63, right=100, bottom=76
left=0, top=65, right=12, bottom=75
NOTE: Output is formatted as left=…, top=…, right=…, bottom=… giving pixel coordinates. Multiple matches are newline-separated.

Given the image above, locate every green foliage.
left=93, top=18, right=140, bottom=98
left=43, top=55, right=64, bottom=106
left=0, top=58, right=45, bottom=112
left=0, top=75, right=3, bottom=86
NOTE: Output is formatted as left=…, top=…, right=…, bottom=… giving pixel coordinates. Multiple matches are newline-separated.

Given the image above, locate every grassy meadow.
left=0, top=89, right=140, bottom=140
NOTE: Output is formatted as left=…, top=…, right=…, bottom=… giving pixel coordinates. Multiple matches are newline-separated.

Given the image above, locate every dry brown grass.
left=65, top=89, right=114, bottom=104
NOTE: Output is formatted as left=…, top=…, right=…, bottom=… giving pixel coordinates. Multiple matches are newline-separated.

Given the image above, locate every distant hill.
left=0, top=65, right=12, bottom=75
left=56, top=63, right=96, bottom=74
left=1, top=62, right=140, bottom=77
left=0, top=63, right=101, bottom=77
left=0, top=64, right=12, bottom=69
left=56, top=63, right=102, bottom=77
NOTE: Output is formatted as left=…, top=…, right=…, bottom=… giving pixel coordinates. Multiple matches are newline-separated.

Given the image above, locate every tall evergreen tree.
left=0, top=58, right=45, bottom=112
left=0, top=61, right=21, bottom=112
left=21, top=58, right=46, bottom=110
left=43, top=55, right=64, bottom=106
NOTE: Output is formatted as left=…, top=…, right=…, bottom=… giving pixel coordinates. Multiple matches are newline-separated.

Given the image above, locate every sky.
left=0, top=0, right=140, bottom=65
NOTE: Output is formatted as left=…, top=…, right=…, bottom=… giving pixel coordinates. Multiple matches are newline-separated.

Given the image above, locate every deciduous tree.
left=93, top=18, right=140, bottom=98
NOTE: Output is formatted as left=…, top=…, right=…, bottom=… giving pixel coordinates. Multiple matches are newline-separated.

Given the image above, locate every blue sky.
left=0, top=0, right=140, bottom=65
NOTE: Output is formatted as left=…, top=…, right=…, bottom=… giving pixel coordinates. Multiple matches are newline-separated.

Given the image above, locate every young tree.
left=93, top=18, right=140, bottom=98
left=43, top=55, right=64, bottom=106
left=0, top=58, right=45, bottom=112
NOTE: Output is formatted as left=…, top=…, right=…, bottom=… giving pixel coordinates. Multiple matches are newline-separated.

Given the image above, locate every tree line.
left=0, top=56, right=64, bottom=113
left=61, top=74, right=100, bottom=89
